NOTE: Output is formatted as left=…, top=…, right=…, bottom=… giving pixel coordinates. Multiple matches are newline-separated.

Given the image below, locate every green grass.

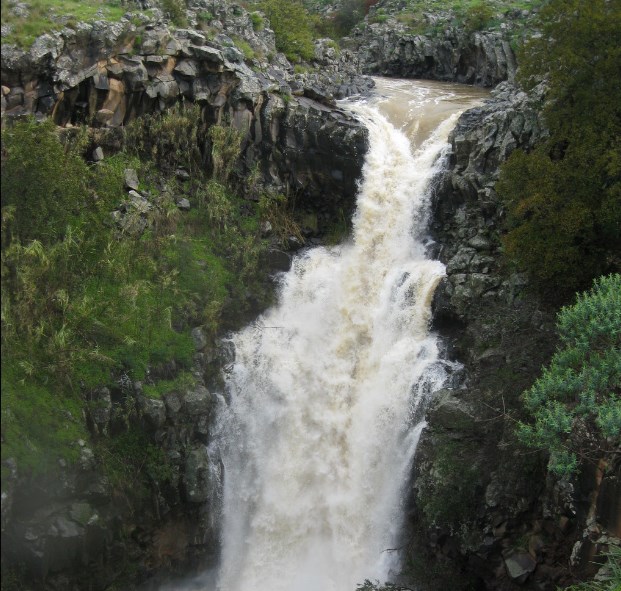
left=142, top=370, right=196, bottom=399
left=1, top=108, right=273, bottom=478
left=1, top=364, right=86, bottom=474
left=0, top=0, right=127, bottom=47
left=371, top=0, right=545, bottom=37
left=232, top=35, right=258, bottom=60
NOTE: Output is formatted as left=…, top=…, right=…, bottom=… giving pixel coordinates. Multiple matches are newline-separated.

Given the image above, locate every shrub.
left=258, top=192, right=303, bottom=247
left=463, top=2, right=494, bottom=32
left=1, top=118, right=88, bottom=244
left=250, top=11, right=264, bottom=31
left=517, top=274, right=621, bottom=476
left=208, top=124, right=243, bottom=182
left=332, top=0, right=365, bottom=36
left=125, top=102, right=204, bottom=174
left=497, top=0, right=621, bottom=298
left=198, top=10, right=213, bottom=23
left=260, top=0, right=315, bottom=62
left=232, top=37, right=257, bottom=61
left=161, top=0, right=187, bottom=26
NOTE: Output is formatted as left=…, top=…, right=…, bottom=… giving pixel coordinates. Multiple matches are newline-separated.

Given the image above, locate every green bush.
left=125, top=102, right=204, bottom=174
left=260, top=0, right=315, bottom=62
left=332, top=0, right=365, bottom=36
left=497, top=0, right=621, bottom=298
left=517, top=274, right=621, bottom=476
left=99, top=428, right=174, bottom=494
left=1, top=118, right=88, bottom=244
left=250, top=11, right=264, bottom=31
left=161, top=0, right=187, bottom=26
left=208, top=124, right=244, bottom=182
left=463, top=2, right=494, bottom=32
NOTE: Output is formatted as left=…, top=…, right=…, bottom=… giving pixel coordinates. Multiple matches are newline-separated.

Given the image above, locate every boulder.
left=182, top=385, right=213, bottom=416
left=124, top=168, right=140, bottom=191
left=503, top=548, right=537, bottom=583
left=177, top=197, right=191, bottom=211
left=182, top=446, right=214, bottom=503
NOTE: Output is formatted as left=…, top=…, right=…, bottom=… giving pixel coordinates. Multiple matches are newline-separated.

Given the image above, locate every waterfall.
left=214, top=79, right=487, bottom=591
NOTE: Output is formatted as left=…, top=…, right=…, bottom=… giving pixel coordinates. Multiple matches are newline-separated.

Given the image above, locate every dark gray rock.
left=191, top=327, right=208, bottom=351
left=139, top=396, right=167, bottom=430
left=87, top=387, right=112, bottom=436
left=182, top=446, right=213, bottom=503
left=349, top=12, right=519, bottom=87
left=183, top=385, right=213, bottom=416
left=177, top=197, right=191, bottom=210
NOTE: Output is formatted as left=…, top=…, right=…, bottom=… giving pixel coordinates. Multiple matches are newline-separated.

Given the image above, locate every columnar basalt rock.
left=1, top=15, right=369, bottom=234
left=407, top=82, right=620, bottom=590
left=357, top=27, right=516, bottom=86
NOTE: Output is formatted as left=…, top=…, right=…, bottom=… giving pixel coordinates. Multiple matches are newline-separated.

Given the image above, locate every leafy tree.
left=497, top=0, right=621, bottom=298
left=332, top=0, right=365, bottom=36
left=517, top=274, right=621, bottom=476
left=260, top=0, right=315, bottom=62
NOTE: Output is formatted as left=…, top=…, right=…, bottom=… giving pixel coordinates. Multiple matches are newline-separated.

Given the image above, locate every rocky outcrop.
left=339, top=0, right=537, bottom=89
left=1, top=7, right=369, bottom=233
left=405, top=82, right=621, bottom=590
left=1, top=329, right=227, bottom=589
left=350, top=23, right=516, bottom=87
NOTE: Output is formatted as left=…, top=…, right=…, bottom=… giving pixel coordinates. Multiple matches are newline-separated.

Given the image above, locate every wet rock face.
left=1, top=378, right=223, bottom=591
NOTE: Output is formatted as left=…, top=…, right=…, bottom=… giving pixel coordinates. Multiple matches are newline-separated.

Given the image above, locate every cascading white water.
left=214, top=79, right=487, bottom=591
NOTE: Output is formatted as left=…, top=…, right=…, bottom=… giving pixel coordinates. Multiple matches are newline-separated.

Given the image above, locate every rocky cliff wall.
left=1, top=10, right=369, bottom=232
left=404, top=82, right=621, bottom=590
left=351, top=25, right=517, bottom=87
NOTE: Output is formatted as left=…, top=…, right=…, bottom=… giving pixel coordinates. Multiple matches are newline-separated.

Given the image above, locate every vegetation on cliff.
left=0, top=106, right=274, bottom=476
left=497, top=0, right=621, bottom=298
left=518, top=274, right=621, bottom=476
left=259, top=0, right=316, bottom=61
left=0, top=0, right=128, bottom=46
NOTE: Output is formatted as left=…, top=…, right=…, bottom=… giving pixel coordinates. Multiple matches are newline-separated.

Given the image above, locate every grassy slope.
left=1, top=108, right=277, bottom=479
left=0, top=0, right=128, bottom=46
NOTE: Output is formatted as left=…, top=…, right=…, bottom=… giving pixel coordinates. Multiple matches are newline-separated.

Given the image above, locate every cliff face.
left=1, top=13, right=369, bottom=230
left=352, top=26, right=516, bottom=87
left=405, top=82, right=621, bottom=590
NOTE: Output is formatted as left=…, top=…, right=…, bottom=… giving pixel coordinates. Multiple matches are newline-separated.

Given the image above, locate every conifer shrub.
left=517, top=274, right=621, bottom=476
